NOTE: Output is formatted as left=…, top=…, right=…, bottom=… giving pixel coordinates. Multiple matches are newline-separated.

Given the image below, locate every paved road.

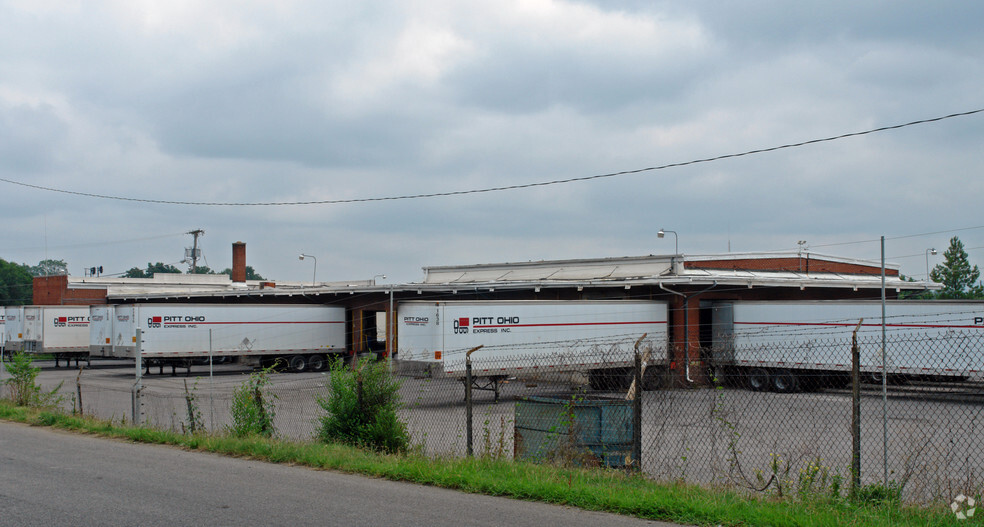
left=0, top=422, right=677, bottom=526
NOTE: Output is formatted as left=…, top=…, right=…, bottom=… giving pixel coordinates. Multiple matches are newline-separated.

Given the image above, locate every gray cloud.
left=0, top=1, right=981, bottom=284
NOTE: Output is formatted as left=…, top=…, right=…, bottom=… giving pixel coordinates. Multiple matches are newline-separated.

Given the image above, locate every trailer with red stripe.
left=6, top=306, right=90, bottom=366
left=0, top=306, right=91, bottom=367
left=396, top=300, right=669, bottom=397
left=90, top=303, right=347, bottom=374
left=709, top=300, right=984, bottom=392
left=41, top=306, right=91, bottom=367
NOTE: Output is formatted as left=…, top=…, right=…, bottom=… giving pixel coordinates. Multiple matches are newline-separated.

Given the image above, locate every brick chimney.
left=232, top=242, right=246, bottom=282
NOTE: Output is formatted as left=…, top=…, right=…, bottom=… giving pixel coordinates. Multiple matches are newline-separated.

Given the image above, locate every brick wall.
left=32, top=276, right=107, bottom=306
left=685, top=256, right=898, bottom=276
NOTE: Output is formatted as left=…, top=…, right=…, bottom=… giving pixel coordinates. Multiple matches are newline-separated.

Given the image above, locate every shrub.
left=229, top=367, right=277, bottom=438
left=2, top=352, right=63, bottom=408
left=183, top=379, right=204, bottom=435
left=850, top=480, right=904, bottom=505
left=315, top=358, right=409, bottom=454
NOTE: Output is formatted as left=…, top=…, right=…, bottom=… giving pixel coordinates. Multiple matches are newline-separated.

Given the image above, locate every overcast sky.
left=1, top=1, right=982, bottom=285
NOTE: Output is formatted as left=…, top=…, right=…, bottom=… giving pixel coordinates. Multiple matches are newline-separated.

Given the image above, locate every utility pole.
left=186, top=229, right=205, bottom=273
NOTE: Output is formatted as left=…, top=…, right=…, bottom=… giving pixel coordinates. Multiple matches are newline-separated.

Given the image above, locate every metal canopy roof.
left=423, top=256, right=675, bottom=284
left=106, top=253, right=935, bottom=301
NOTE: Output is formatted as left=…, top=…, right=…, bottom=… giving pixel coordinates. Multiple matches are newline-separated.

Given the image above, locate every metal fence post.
left=132, top=328, right=143, bottom=424
left=851, top=319, right=863, bottom=491
left=465, top=346, right=483, bottom=458
left=76, top=367, right=83, bottom=416
left=633, top=349, right=643, bottom=472
left=466, top=356, right=473, bottom=457
left=880, top=235, right=888, bottom=486
left=465, top=346, right=483, bottom=457
left=625, top=334, right=647, bottom=471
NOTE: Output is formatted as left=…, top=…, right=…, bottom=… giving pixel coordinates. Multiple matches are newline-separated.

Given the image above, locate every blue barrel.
left=514, top=395, right=633, bottom=468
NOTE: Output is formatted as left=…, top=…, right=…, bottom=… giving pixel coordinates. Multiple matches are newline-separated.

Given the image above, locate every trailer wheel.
left=747, top=368, right=770, bottom=392
left=771, top=369, right=799, bottom=393
left=307, top=354, right=326, bottom=372
left=288, top=355, right=308, bottom=373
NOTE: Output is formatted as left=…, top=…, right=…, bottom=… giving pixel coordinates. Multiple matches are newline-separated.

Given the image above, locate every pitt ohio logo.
left=53, top=316, right=88, bottom=327
left=453, top=317, right=469, bottom=334
left=147, top=315, right=206, bottom=329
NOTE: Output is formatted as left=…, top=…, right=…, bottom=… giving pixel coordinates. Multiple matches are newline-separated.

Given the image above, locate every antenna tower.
left=184, top=229, right=205, bottom=272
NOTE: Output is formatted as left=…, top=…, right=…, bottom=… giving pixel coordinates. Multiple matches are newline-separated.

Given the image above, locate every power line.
left=808, top=225, right=984, bottom=251
left=6, top=231, right=188, bottom=252
left=0, top=108, right=981, bottom=207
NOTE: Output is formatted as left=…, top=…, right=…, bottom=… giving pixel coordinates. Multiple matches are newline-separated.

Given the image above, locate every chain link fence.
left=5, top=327, right=984, bottom=504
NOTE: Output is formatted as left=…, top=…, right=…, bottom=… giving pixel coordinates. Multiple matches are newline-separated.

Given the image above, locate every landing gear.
left=462, top=375, right=508, bottom=403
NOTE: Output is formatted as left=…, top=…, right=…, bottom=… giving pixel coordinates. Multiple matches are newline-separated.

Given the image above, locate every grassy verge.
left=0, top=401, right=968, bottom=527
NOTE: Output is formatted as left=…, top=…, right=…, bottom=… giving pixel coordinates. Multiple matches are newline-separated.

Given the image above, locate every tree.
left=147, top=262, right=183, bottom=274
left=122, top=262, right=183, bottom=278
left=898, top=274, right=934, bottom=300
left=189, top=266, right=217, bottom=275
left=121, top=267, right=149, bottom=278
left=930, top=236, right=984, bottom=299
left=220, top=266, right=265, bottom=281
left=27, top=259, right=68, bottom=277
left=0, top=258, right=33, bottom=305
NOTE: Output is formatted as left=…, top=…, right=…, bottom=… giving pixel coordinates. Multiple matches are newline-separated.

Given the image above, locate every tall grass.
left=0, top=400, right=966, bottom=527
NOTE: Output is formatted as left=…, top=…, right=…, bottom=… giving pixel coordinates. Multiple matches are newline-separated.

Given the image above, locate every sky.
left=1, top=1, right=982, bottom=285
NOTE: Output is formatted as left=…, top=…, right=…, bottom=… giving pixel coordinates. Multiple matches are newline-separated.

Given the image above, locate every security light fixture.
left=657, top=228, right=678, bottom=254
left=299, top=254, right=317, bottom=285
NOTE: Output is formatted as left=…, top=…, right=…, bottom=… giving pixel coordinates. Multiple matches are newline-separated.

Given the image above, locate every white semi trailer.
left=5, top=306, right=44, bottom=354
left=88, top=305, right=115, bottom=358
left=39, top=306, right=91, bottom=366
left=90, top=303, right=348, bottom=373
left=710, top=300, right=984, bottom=392
left=3, top=306, right=23, bottom=354
left=2, top=306, right=90, bottom=366
left=397, top=300, right=669, bottom=396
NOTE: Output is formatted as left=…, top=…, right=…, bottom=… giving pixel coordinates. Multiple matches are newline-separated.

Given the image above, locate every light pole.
left=373, top=274, right=387, bottom=285
left=299, top=254, right=317, bottom=285
left=657, top=228, right=678, bottom=254
left=925, top=248, right=937, bottom=281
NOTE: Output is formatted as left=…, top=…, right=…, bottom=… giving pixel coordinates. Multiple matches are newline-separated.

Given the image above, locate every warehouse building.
left=54, top=242, right=930, bottom=384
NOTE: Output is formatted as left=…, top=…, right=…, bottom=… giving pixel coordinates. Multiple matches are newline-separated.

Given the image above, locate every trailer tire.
left=747, top=368, right=770, bottom=392
left=308, top=354, right=326, bottom=372
left=771, top=369, right=799, bottom=393
left=288, top=355, right=308, bottom=373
